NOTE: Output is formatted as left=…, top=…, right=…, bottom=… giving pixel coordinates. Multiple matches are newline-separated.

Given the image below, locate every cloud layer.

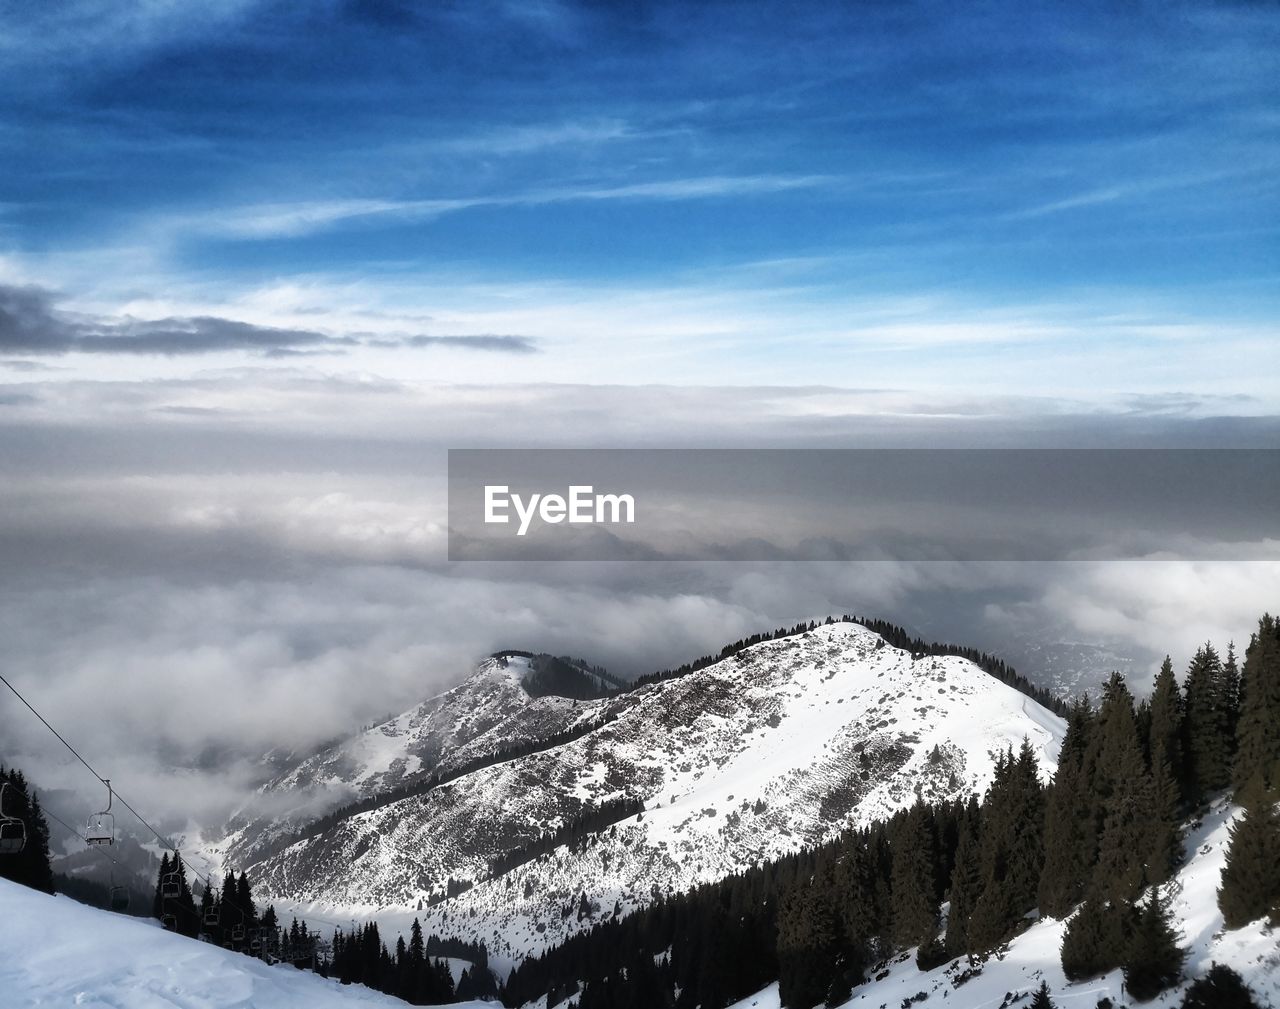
left=0, top=284, right=536, bottom=357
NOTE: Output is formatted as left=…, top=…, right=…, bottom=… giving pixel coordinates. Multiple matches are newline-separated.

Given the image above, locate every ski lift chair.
left=0, top=783, right=26, bottom=855
left=162, top=914, right=177, bottom=930
left=161, top=872, right=181, bottom=899
left=204, top=908, right=219, bottom=927
left=232, top=922, right=245, bottom=941
left=85, top=780, right=115, bottom=845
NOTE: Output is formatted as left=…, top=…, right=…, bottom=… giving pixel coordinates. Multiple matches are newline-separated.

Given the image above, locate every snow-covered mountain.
left=725, top=799, right=1280, bottom=1009
left=238, top=622, right=1066, bottom=966
left=218, top=652, right=613, bottom=868
left=0, top=876, right=494, bottom=1009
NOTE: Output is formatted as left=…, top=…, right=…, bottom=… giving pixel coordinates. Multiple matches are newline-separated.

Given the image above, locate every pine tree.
left=170, top=853, right=199, bottom=938
left=1148, top=657, right=1185, bottom=793
left=1039, top=699, right=1097, bottom=918
left=831, top=838, right=883, bottom=981
left=1217, top=795, right=1280, bottom=929
left=1060, top=898, right=1131, bottom=981
left=1122, top=887, right=1184, bottom=1001
left=967, top=742, right=1045, bottom=950
left=153, top=852, right=171, bottom=921
left=1090, top=676, right=1162, bottom=901
left=777, top=878, right=841, bottom=1009
left=0, top=769, right=54, bottom=895
left=1222, top=642, right=1242, bottom=752
left=1234, top=615, right=1280, bottom=804
left=1183, top=644, right=1231, bottom=802
left=1030, top=979, right=1056, bottom=1009
left=890, top=803, right=937, bottom=949
left=945, top=797, right=981, bottom=954
left=1181, top=963, right=1261, bottom=1009
left=198, top=884, right=215, bottom=938
left=235, top=871, right=257, bottom=930
left=1093, top=744, right=1159, bottom=901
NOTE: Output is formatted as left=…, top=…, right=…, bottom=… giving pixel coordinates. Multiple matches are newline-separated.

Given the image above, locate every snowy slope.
left=0, top=877, right=494, bottom=1009
left=726, top=800, right=1279, bottom=1009
left=247, top=623, right=1065, bottom=967
left=217, top=654, right=589, bottom=868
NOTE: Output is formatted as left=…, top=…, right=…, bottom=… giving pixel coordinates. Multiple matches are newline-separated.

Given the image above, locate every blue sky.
left=0, top=0, right=1277, bottom=399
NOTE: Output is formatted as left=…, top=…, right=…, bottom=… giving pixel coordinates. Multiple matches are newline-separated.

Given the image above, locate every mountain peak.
left=238, top=621, right=1066, bottom=968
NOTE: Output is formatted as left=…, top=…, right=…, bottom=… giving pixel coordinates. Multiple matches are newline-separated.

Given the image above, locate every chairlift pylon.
left=0, top=782, right=27, bottom=855
left=85, top=779, right=115, bottom=846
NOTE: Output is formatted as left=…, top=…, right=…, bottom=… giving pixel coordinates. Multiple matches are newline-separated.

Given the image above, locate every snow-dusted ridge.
left=243, top=622, right=1066, bottom=968
left=216, top=653, right=598, bottom=868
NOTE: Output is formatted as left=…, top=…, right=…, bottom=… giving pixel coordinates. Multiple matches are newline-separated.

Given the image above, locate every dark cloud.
left=0, top=283, right=538, bottom=357
left=0, top=359, right=63, bottom=372
left=403, top=334, right=538, bottom=354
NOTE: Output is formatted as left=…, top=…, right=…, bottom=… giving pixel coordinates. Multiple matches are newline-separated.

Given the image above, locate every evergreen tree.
left=1030, top=979, right=1056, bottom=1009
left=1038, top=699, right=1097, bottom=918
left=1093, top=744, right=1159, bottom=901
left=967, top=743, right=1045, bottom=950
left=777, top=878, right=840, bottom=1009
left=1222, top=642, right=1242, bottom=752
left=1180, top=963, right=1261, bottom=1009
left=944, top=797, right=981, bottom=954
left=198, top=884, right=215, bottom=938
left=235, top=871, right=257, bottom=930
left=1217, top=795, right=1280, bottom=929
left=1148, top=657, right=1185, bottom=794
left=0, top=768, right=54, bottom=895
left=831, top=839, right=883, bottom=982
left=1144, top=660, right=1186, bottom=882
left=1087, top=676, right=1164, bottom=901
left=153, top=852, right=171, bottom=922
left=1183, top=644, right=1231, bottom=802
left=1122, top=887, right=1183, bottom=1001
left=890, top=803, right=937, bottom=949
left=1060, top=899, right=1132, bottom=981
left=1234, top=615, right=1280, bottom=804
left=169, top=853, right=199, bottom=938
left=219, top=869, right=238, bottom=939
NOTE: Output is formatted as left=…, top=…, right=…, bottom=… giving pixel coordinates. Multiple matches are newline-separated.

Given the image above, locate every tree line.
left=245, top=709, right=620, bottom=867
left=633, top=615, right=1069, bottom=717
left=0, top=766, right=54, bottom=895
left=488, top=796, right=644, bottom=878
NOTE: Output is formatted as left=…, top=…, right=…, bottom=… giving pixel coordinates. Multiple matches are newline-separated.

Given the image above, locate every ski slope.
left=0, top=877, right=492, bottom=1009
left=727, top=800, right=1279, bottom=1009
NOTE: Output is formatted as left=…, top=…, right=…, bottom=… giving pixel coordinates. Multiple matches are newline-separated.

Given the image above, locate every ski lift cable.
left=0, top=671, right=176, bottom=859
left=0, top=670, right=348, bottom=935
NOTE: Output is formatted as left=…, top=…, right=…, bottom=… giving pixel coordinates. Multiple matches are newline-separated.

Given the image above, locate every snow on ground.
left=731, top=800, right=1279, bottom=1009
left=0, top=877, right=494, bottom=1009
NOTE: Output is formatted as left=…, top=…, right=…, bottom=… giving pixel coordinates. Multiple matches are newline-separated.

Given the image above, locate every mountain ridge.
left=235, top=622, right=1066, bottom=968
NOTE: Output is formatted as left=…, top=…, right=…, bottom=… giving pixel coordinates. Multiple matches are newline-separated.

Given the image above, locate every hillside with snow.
left=0, top=876, right=494, bottom=1009
left=217, top=653, right=606, bottom=868
left=722, top=800, right=1279, bottom=1009
left=240, top=622, right=1065, bottom=967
